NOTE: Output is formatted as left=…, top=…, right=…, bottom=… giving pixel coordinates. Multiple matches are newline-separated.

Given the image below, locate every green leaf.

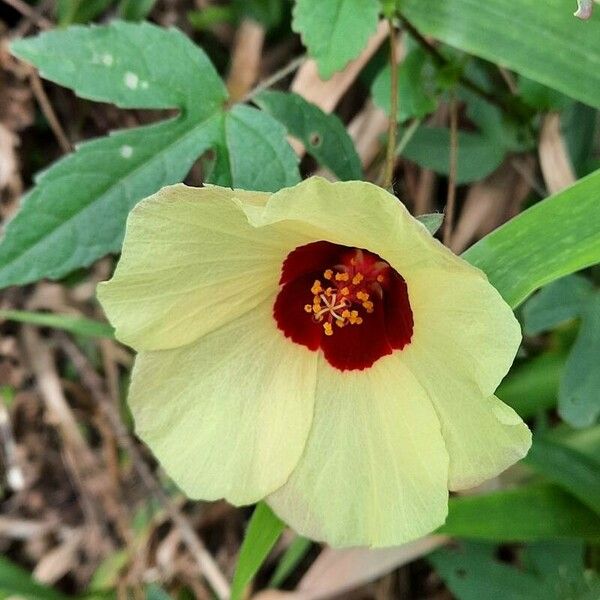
left=430, top=540, right=600, bottom=600
left=430, top=542, right=544, bottom=600
left=371, top=46, right=438, bottom=122
left=255, top=90, right=363, bottom=181
left=0, top=309, right=114, bottom=338
left=2, top=22, right=227, bottom=289
left=519, top=76, right=571, bottom=112
left=0, top=115, right=220, bottom=288
left=463, top=169, right=600, bottom=309
left=269, top=536, right=312, bottom=587
left=231, top=502, right=285, bottom=600
left=524, top=436, right=600, bottom=515
left=119, top=0, right=158, bottom=21
left=292, top=0, right=380, bottom=79
left=0, top=556, right=69, bottom=600
left=11, top=21, right=226, bottom=111
left=496, top=351, right=566, bottom=418
left=57, top=0, right=115, bottom=25
left=440, top=483, right=600, bottom=541
left=399, top=0, right=600, bottom=108
left=559, top=292, right=600, bottom=427
left=417, top=213, right=444, bottom=235
left=145, top=584, right=172, bottom=600
left=402, top=126, right=504, bottom=184
left=221, top=105, right=301, bottom=192
left=522, top=274, right=594, bottom=335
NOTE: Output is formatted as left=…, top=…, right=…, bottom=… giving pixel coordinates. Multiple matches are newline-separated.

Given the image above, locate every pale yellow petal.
left=401, top=339, right=531, bottom=491
left=128, top=296, right=318, bottom=505
left=238, top=177, right=460, bottom=282
left=267, top=354, right=449, bottom=548
left=407, top=265, right=522, bottom=396
left=98, top=184, right=309, bottom=351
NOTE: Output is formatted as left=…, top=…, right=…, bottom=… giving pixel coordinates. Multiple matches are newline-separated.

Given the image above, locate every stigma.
left=301, top=251, right=386, bottom=336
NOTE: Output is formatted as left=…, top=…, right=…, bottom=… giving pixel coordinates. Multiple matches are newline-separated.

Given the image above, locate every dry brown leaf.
left=450, top=157, right=534, bottom=253
left=539, top=113, right=576, bottom=194
left=227, top=19, right=266, bottom=102
left=254, top=536, right=447, bottom=600
left=291, top=21, right=388, bottom=114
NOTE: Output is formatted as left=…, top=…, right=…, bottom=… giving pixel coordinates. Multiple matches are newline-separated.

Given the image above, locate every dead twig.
left=2, top=0, right=52, bottom=30
left=227, top=18, right=266, bottom=103
left=29, top=70, right=73, bottom=154
left=443, top=94, right=458, bottom=245
left=381, top=19, right=399, bottom=190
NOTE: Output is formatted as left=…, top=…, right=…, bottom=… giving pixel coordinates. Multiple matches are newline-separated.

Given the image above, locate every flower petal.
left=267, top=354, right=449, bottom=548
left=98, top=184, right=309, bottom=351
left=401, top=339, right=531, bottom=491
left=238, top=177, right=456, bottom=281
left=407, top=266, right=521, bottom=396
left=128, top=296, right=318, bottom=505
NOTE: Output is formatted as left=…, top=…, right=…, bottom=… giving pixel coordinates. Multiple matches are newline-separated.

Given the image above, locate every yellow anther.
left=376, top=274, right=385, bottom=283
left=355, top=317, right=363, bottom=325
left=352, top=273, right=364, bottom=285
left=335, top=272, right=349, bottom=282
left=341, top=309, right=351, bottom=319
left=356, top=290, right=370, bottom=302
left=340, top=286, right=350, bottom=296
left=311, top=280, right=322, bottom=295
left=362, top=300, right=374, bottom=312
left=304, top=304, right=313, bottom=313
left=324, top=269, right=333, bottom=280
left=335, top=319, right=345, bottom=328
left=325, top=287, right=333, bottom=297
left=323, top=322, right=333, bottom=336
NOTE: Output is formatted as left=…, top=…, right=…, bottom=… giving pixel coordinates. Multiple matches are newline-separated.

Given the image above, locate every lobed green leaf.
left=292, top=0, right=380, bottom=79
left=255, top=90, right=363, bottom=181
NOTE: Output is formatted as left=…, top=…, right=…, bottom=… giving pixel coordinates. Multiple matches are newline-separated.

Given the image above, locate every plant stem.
left=382, top=19, right=399, bottom=190
left=443, top=92, right=458, bottom=245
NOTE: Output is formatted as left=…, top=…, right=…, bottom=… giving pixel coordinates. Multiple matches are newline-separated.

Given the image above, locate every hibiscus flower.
left=98, top=177, right=531, bottom=547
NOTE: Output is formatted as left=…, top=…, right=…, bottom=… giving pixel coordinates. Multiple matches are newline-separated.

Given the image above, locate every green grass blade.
left=231, top=502, right=285, bottom=600
left=0, top=309, right=114, bottom=338
left=463, top=169, right=600, bottom=308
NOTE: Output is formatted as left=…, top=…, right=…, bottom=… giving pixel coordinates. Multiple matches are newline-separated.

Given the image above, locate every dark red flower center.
left=273, top=241, right=414, bottom=371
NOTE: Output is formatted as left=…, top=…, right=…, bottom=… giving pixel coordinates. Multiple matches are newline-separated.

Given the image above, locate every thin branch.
left=382, top=19, right=399, bottom=190
left=242, top=54, right=306, bottom=103
left=398, top=14, right=512, bottom=116
left=395, top=117, right=421, bottom=156
left=58, top=334, right=231, bottom=600
left=2, top=0, right=52, bottom=29
left=443, top=94, right=459, bottom=245
left=29, top=70, right=73, bottom=154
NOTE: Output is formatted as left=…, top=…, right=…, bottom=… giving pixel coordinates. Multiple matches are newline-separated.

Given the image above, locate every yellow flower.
left=97, top=177, right=531, bottom=548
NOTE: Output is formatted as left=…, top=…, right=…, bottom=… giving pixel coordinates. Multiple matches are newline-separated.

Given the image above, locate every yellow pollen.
left=356, top=290, right=369, bottom=301
left=311, top=280, right=322, bottom=295
left=341, top=309, right=351, bottom=319
left=352, top=273, right=364, bottom=285
left=323, top=269, right=333, bottom=280
left=335, top=272, right=349, bottom=282
left=355, top=317, right=363, bottom=325
left=362, top=300, right=374, bottom=312
left=323, top=322, right=333, bottom=336
left=340, top=286, right=350, bottom=296
left=304, top=304, right=313, bottom=313
left=335, top=319, right=345, bottom=328
left=377, top=274, right=385, bottom=283
left=325, top=287, right=333, bottom=297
